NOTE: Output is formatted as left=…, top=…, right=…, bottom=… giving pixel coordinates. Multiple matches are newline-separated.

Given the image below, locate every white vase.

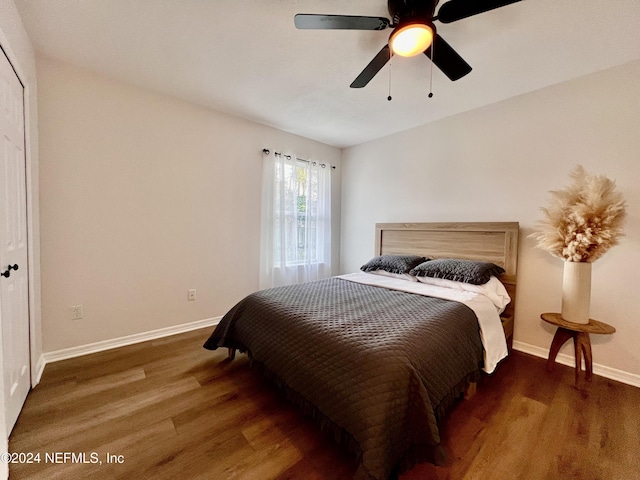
left=561, top=261, right=592, bottom=324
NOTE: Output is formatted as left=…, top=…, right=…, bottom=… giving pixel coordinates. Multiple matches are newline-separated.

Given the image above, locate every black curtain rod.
left=262, top=148, right=336, bottom=170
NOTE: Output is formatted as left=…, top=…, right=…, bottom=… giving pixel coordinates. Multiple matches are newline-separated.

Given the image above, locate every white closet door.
left=0, top=47, right=30, bottom=435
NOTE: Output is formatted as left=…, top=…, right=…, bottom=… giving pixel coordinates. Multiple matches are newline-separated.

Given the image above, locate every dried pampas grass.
left=531, top=165, right=626, bottom=262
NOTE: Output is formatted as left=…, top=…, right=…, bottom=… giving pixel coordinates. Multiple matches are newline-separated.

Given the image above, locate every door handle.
left=1, top=264, right=18, bottom=278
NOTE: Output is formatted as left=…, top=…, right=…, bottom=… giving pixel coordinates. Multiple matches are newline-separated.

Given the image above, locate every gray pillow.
left=360, top=255, right=427, bottom=275
left=410, top=258, right=505, bottom=285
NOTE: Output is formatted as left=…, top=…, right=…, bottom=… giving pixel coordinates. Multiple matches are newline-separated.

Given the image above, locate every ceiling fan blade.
left=294, top=14, right=390, bottom=30
left=350, top=45, right=391, bottom=88
left=436, top=0, right=522, bottom=24
left=424, top=34, right=472, bottom=81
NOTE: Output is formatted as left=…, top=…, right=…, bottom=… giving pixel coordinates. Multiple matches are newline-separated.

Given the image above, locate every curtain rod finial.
left=262, top=148, right=270, bottom=155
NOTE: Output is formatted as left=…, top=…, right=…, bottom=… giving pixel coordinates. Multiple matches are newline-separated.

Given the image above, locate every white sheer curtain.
left=260, top=150, right=332, bottom=289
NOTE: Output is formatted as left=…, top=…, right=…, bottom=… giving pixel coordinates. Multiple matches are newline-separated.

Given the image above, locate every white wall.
left=37, top=56, right=341, bottom=353
left=341, top=60, right=640, bottom=384
left=0, top=0, right=40, bottom=473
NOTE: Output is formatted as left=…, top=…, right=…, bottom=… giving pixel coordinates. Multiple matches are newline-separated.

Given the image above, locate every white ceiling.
left=15, top=0, right=640, bottom=148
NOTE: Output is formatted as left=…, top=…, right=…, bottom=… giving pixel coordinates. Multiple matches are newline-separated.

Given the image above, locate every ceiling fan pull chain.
left=387, top=51, right=393, bottom=101
left=428, top=40, right=434, bottom=98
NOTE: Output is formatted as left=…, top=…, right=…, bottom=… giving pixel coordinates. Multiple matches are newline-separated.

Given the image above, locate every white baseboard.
left=33, top=354, right=46, bottom=386
left=38, top=316, right=222, bottom=382
left=513, top=340, right=640, bottom=389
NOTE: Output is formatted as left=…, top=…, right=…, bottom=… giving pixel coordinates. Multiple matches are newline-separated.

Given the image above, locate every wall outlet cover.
left=71, top=305, right=83, bottom=320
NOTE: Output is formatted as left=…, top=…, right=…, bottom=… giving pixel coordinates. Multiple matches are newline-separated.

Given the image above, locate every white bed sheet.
left=338, top=271, right=509, bottom=374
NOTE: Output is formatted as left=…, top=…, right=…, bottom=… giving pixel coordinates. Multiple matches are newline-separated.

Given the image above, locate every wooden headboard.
left=374, top=222, right=519, bottom=339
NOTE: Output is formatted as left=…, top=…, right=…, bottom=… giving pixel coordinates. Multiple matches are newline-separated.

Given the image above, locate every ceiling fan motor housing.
left=387, top=0, right=437, bottom=25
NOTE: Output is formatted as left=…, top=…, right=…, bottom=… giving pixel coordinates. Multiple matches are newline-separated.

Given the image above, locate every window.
left=260, top=151, right=331, bottom=288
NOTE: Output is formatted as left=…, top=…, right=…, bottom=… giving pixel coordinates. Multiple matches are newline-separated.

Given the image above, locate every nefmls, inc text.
left=3, top=451, right=125, bottom=465
left=47, top=452, right=125, bottom=464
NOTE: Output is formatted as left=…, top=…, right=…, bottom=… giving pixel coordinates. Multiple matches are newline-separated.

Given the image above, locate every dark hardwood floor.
left=8, top=327, right=640, bottom=480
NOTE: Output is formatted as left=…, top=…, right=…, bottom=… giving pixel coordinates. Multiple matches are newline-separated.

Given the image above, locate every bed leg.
left=464, top=382, right=477, bottom=400
left=227, top=348, right=236, bottom=360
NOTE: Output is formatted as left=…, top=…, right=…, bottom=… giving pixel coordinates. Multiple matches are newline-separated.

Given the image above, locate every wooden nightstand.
left=541, top=312, right=615, bottom=385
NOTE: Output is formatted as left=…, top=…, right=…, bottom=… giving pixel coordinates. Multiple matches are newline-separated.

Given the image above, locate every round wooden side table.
left=541, top=312, right=616, bottom=385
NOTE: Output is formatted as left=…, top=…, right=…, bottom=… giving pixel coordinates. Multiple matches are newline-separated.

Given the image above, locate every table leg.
left=547, top=327, right=575, bottom=372
left=573, top=334, right=583, bottom=385
left=575, top=332, right=593, bottom=382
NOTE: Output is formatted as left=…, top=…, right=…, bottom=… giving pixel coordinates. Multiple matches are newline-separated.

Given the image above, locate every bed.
left=204, top=222, right=519, bottom=480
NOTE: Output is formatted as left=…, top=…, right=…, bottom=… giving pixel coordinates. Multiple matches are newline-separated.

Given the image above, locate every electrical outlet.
left=70, top=305, right=83, bottom=320
left=188, top=289, right=196, bottom=301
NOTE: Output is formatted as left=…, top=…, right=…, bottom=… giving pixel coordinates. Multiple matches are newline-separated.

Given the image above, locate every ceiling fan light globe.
left=389, top=24, right=433, bottom=57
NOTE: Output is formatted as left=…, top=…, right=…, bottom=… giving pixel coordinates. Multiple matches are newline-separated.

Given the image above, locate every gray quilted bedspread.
left=203, top=277, right=483, bottom=480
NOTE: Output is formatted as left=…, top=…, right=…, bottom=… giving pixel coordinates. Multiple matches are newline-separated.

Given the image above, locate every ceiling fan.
left=294, top=0, right=522, bottom=88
